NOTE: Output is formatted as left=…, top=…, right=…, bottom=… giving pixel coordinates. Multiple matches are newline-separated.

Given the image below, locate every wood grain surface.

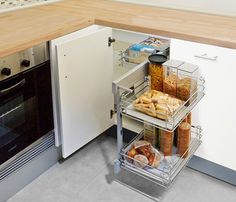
left=0, top=0, right=236, bottom=57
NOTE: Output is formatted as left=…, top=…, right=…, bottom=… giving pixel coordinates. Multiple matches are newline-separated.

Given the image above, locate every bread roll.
left=133, top=154, right=149, bottom=168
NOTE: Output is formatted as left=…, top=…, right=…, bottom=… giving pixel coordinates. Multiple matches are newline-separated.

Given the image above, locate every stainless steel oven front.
left=0, top=43, right=54, bottom=166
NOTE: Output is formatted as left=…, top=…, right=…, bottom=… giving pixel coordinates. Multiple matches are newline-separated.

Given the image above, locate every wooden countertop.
left=1, top=0, right=236, bottom=57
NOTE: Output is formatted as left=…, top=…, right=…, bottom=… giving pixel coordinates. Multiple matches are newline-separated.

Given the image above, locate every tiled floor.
left=8, top=134, right=236, bottom=202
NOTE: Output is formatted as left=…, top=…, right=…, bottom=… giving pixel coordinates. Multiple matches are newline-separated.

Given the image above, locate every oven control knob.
left=21, top=59, right=30, bottom=67
left=1, top=68, right=11, bottom=76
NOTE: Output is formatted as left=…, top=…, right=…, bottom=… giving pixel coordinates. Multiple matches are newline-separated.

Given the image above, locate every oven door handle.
left=0, top=79, right=26, bottom=96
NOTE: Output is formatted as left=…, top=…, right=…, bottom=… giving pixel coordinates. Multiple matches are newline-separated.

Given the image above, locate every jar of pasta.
left=163, top=60, right=199, bottom=102
left=148, top=54, right=167, bottom=91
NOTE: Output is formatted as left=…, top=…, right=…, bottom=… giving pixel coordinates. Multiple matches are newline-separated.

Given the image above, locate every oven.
left=0, top=43, right=53, bottom=166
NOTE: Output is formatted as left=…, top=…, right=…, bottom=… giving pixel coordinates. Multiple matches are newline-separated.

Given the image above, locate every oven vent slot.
left=0, top=132, right=54, bottom=181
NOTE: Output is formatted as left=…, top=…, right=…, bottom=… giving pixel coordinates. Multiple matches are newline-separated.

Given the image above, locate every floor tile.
left=7, top=134, right=236, bottom=202
left=162, top=168, right=236, bottom=202
left=79, top=166, right=153, bottom=202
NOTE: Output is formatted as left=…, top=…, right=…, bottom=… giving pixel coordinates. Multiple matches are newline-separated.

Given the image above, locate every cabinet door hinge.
left=108, top=37, right=116, bottom=47
left=110, top=108, right=117, bottom=119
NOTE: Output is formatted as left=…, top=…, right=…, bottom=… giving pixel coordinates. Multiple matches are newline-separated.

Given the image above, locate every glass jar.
left=143, top=123, right=159, bottom=148
left=159, top=130, right=173, bottom=156
left=174, top=113, right=191, bottom=147
left=148, top=54, right=167, bottom=91
left=177, top=122, right=191, bottom=158
left=163, top=60, right=199, bottom=101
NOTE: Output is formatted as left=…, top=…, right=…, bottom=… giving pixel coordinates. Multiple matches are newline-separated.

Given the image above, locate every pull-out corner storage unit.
left=112, top=59, right=205, bottom=199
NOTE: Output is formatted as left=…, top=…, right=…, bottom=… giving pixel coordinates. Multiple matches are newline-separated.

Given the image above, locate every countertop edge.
left=95, top=19, right=236, bottom=50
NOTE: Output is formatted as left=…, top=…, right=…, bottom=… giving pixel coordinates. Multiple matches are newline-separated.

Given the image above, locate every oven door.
left=0, top=61, right=53, bottom=165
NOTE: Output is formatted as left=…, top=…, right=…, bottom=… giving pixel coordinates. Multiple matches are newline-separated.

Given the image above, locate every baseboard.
left=0, top=146, right=60, bottom=202
left=187, top=155, right=236, bottom=186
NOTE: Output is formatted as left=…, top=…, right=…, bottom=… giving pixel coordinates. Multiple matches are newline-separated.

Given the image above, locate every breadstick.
left=140, top=97, right=152, bottom=104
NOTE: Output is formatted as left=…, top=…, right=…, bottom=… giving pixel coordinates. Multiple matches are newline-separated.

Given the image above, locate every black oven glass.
left=0, top=61, right=53, bottom=165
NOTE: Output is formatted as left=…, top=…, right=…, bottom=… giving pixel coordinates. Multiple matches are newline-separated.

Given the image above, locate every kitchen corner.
left=0, top=0, right=236, bottom=201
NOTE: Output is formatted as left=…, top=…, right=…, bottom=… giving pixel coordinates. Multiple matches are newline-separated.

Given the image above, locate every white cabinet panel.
left=170, top=38, right=236, bottom=171
left=51, top=26, right=113, bottom=158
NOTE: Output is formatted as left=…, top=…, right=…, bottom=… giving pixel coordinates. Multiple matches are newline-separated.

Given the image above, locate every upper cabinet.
left=170, top=38, right=236, bottom=170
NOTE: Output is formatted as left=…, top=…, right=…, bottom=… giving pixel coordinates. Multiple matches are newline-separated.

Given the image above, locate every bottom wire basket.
left=119, top=126, right=202, bottom=188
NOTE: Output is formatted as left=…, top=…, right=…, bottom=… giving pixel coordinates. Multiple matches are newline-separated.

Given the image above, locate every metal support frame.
left=114, top=90, right=123, bottom=174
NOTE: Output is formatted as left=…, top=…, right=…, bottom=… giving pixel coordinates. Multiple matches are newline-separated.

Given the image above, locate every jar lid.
left=148, top=54, right=167, bottom=64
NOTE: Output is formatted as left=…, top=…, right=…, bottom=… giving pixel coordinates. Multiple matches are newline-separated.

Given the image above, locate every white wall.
left=115, top=0, right=236, bottom=17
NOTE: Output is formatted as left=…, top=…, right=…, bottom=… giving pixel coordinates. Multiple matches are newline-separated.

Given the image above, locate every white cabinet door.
left=170, top=38, right=236, bottom=171
left=51, top=25, right=113, bottom=158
